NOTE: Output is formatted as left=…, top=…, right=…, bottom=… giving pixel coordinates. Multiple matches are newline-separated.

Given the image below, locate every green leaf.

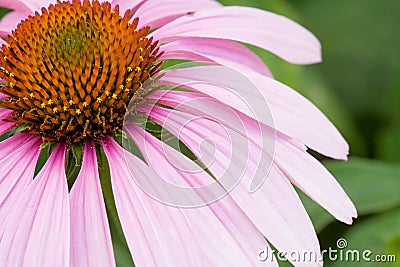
left=300, top=157, right=400, bottom=231
left=329, top=208, right=400, bottom=267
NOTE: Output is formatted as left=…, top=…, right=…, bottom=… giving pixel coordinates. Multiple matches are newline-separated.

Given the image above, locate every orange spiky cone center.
left=0, top=0, right=161, bottom=144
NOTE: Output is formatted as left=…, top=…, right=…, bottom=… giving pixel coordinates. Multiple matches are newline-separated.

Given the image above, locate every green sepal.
left=65, top=142, right=83, bottom=190
left=96, top=143, right=134, bottom=266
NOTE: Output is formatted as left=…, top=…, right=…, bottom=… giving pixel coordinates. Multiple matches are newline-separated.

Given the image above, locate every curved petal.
left=246, top=70, right=349, bottom=159
left=0, top=11, right=27, bottom=37
left=112, top=0, right=147, bottom=14
left=70, top=140, right=115, bottom=267
left=159, top=66, right=348, bottom=159
left=152, top=6, right=321, bottom=64
left=17, top=0, right=55, bottom=12
left=134, top=0, right=222, bottom=29
left=102, top=136, right=276, bottom=266
left=0, top=143, right=70, bottom=267
left=143, top=105, right=323, bottom=265
left=274, top=139, right=357, bottom=224
left=0, top=0, right=33, bottom=13
left=0, top=134, right=41, bottom=237
left=160, top=37, right=273, bottom=77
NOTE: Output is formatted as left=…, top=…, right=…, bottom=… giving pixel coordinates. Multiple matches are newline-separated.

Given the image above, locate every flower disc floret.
left=0, top=0, right=161, bottom=144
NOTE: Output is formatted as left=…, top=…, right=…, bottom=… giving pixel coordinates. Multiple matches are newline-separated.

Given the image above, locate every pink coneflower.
left=0, top=0, right=356, bottom=266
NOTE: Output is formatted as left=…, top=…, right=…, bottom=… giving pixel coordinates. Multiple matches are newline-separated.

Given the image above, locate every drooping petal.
left=152, top=6, right=321, bottom=64
left=274, top=139, right=357, bottom=224
left=102, top=135, right=276, bottom=266
left=246, top=70, right=349, bottom=159
left=134, top=0, right=222, bottom=29
left=159, top=65, right=348, bottom=159
left=143, top=105, right=323, bottom=265
left=0, top=143, right=70, bottom=267
left=70, top=140, right=115, bottom=267
left=160, top=37, right=273, bottom=77
left=0, top=134, right=41, bottom=236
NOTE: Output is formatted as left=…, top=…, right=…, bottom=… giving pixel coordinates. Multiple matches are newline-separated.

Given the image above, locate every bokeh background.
left=1, top=0, right=399, bottom=266
left=218, top=0, right=400, bottom=266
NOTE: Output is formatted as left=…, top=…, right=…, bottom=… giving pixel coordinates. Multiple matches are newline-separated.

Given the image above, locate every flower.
left=0, top=0, right=357, bottom=266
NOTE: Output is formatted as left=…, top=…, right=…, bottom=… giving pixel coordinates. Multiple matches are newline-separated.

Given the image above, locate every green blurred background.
left=1, top=0, right=399, bottom=266
left=218, top=0, right=400, bottom=266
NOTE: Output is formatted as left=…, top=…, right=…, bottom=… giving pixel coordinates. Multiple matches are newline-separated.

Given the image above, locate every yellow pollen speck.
left=0, top=0, right=161, bottom=145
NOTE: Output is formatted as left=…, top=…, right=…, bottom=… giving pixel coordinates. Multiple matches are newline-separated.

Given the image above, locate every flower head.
left=0, top=0, right=356, bottom=266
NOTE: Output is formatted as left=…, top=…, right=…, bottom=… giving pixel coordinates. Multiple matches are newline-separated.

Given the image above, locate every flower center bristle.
left=0, top=0, right=161, bottom=144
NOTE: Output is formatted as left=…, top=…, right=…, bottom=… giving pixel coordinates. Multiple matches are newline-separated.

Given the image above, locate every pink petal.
left=0, top=144, right=70, bottom=267
left=112, top=0, right=147, bottom=14
left=274, top=139, right=357, bottom=224
left=160, top=37, right=273, bottom=77
left=0, top=108, right=15, bottom=135
left=0, top=0, right=33, bottom=13
left=159, top=66, right=349, bottom=159
left=152, top=6, right=321, bottom=64
left=70, top=140, right=115, bottom=267
left=144, top=105, right=323, bottom=265
left=246, top=70, right=349, bottom=159
left=0, top=134, right=41, bottom=237
left=135, top=0, right=222, bottom=29
left=0, top=92, right=9, bottom=99
left=0, top=11, right=27, bottom=37
left=102, top=136, right=276, bottom=266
